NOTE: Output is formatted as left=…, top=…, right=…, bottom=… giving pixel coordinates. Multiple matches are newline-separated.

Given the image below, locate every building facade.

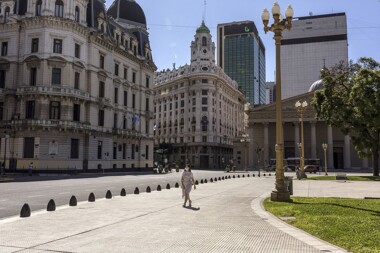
left=281, top=13, right=348, bottom=99
left=0, top=0, right=156, bottom=172
left=154, top=21, right=246, bottom=169
left=217, top=21, right=266, bottom=106
left=247, top=91, right=370, bottom=171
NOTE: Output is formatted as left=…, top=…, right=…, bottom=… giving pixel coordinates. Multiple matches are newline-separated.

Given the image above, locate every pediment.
left=24, top=55, right=41, bottom=63
left=47, top=56, right=67, bottom=68
left=97, top=70, right=108, bottom=81
left=0, top=58, right=10, bottom=70
left=73, top=60, right=86, bottom=70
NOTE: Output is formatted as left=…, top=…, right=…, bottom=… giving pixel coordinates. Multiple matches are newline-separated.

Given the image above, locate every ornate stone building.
left=153, top=21, right=246, bottom=169
left=0, top=0, right=156, bottom=172
left=247, top=86, right=370, bottom=170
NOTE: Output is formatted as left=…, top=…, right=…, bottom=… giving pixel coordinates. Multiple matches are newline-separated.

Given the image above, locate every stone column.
left=294, top=121, right=299, bottom=157
left=327, top=125, right=334, bottom=169
left=344, top=135, right=351, bottom=169
left=263, top=123, right=269, bottom=164
left=310, top=121, right=317, bottom=159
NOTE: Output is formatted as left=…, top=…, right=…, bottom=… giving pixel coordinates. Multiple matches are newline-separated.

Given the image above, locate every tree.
left=312, top=57, right=380, bottom=176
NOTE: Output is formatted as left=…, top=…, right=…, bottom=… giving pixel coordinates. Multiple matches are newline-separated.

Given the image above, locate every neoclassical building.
left=0, top=0, right=156, bottom=172
left=153, top=21, right=246, bottom=169
left=247, top=83, right=370, bottom=170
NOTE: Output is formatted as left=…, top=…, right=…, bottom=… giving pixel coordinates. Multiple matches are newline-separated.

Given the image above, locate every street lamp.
left=295, top=100, right=308, bottom=179
left=322, top=143, right=328, bottom=175
left=2, top=131, right=9, bottom=176
left=262, top=2, right=293, bottom=202
left=240, top=134, right=250, bottom=171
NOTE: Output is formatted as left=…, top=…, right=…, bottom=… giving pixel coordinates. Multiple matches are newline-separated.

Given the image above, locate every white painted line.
left=58, top=192, right=70, bottom=195
left=27, top=195, right=44, bottom=198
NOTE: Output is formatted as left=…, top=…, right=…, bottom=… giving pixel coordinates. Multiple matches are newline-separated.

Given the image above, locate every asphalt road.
left=0, top=170, right=241, bottom=220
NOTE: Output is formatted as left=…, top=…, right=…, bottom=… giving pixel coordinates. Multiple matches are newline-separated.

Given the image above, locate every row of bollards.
left=19, top=172, right=272, bottom=218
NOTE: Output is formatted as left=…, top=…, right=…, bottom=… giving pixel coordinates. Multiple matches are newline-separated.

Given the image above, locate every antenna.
left=203, top=0, right=207, bottom=21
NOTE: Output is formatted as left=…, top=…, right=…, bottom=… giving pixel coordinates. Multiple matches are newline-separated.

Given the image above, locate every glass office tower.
left=217, top=21, right=266, bottom=106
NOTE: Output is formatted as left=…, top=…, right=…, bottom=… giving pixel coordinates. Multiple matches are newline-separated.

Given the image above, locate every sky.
left=105, top=0, right=380, bottom=81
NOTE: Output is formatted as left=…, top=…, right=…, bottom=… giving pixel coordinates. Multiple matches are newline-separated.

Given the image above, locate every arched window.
left=75, top=6, right=80, bottom=22
left=202, top=37, right=207, bottom=46
left=54, top=0, right=63, bottom=18
left=4, top=6, right=10, bottom=22
left=36, top=0, right=42, bottom=16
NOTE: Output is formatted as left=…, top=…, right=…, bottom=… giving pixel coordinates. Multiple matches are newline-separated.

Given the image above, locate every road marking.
left=27, top=194, right=44, bottom=198
left=0, top=199, right=9, bottom=202
left=58, top=192, right=70, bottom=195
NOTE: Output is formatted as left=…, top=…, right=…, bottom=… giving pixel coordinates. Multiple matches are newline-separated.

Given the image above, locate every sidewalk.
left=1, top=175, right=375, bottom=252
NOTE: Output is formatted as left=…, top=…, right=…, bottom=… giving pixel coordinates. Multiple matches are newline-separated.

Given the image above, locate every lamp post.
left=240, top=134, right=250, bottom=171
left=262, top=2, right=293, bottom=202
left=295, top=100, right=308, bottom=179
left=2, top=131, right=9, bottom=176
left=322, top=143, right=328, bottom=175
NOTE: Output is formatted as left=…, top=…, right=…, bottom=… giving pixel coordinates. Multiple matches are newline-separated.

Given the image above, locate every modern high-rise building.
left=281, top=13, right=348, bottom=99
left=154, top=21, right=246, bottom=169
left=217, top=21, right=266, bottom=106
left=0, top=0, right=156, bottom=172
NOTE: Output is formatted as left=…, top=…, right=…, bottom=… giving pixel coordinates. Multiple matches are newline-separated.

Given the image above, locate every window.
left=180, top=100, right=184, bottom=108
left=97, top=141, right=102, bottom=159
left=145, top=76, right=150, bottom=88
left=132, top=72, right=136, bottom=83
left=53, top=39, right=62, bottom=54
left=25, top=101, right=35, bottom=119
left=23, top=137, right=35, bottom=158
left=99, top=55, right=104, bottom=69
left=145, top=145, right=149, bottom=159
left=0, top=70, right=5, bottom=88
left=74, top=72, right=80, bottom=89
left=145, top=98, right=149, bottom=111
left=51, top=68, right=61, bottom=85
left=70, top=139, right=79, bottom=159
left=131, top=144, right=135, bottom=159
left=114, top=88, right=118, bottom=104
left=132, top=94, right=135, bottom=109
left=202, top=97, right=208, bottom=105
left=30, top=67, right=37, bottom=86
left=0, top=102, right=3, bottom=120
left=74, top=6, right=80, bottom=22
left=202, top=90, right=208, bottom=95
left=113, top=113, right=117, bottom=128
left=49, top=101, right=61, bottom=120
left=202, top=79, right=208, bottom=83
left=1, top=42, right=8, bottom=56
left=75, top=43, right=80, bottom=58
left=31, top=38, right=39, bottom=53
left=36, top=0, right=42, bottom=16
left=123, top=116, right=126, bottom=129
left=114, top=63, right=119, bottom=76
left=55, top=0, right=64, bottom=17
left=124, top=91, right=127, bottom=106
left=113, top=143, right=117, bottom=159
left=202, top=37, right=207, bottom=46
left=4, top=7, right=10, bottom=23
left=124, top=68, right=127, bottom=79
left=99, top=81, right=105, bottom=97
left=98, top=109, right=104, bottom=126
left=122, top=143, right=126, bottom=159
left=73, top=104, right=80, bottom=122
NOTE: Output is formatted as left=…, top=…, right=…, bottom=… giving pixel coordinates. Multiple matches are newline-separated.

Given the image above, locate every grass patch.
left=264, top=197, right=380, bottom=253
left=306, top=176, right=380, bottom=181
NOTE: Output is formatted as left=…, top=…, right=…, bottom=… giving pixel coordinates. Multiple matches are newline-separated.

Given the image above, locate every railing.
left=17, top=86, right=90, bottom=100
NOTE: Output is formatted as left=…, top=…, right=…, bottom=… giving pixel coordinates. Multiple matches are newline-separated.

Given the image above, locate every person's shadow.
left=184, top=206, right=200, bottom=211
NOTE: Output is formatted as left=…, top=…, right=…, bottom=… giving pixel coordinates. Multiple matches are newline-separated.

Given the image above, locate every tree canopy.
left=312, top=57, right=380, bottom=176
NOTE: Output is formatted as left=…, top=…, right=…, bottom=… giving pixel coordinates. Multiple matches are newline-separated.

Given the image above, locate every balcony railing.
left=17, top=86, right=90, bottom=100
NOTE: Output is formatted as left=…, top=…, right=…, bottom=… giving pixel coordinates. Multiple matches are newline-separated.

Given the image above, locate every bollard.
left=120, top=188, right=126, bottom=196
left=175, top=182, right=179, bottom=188
left=88, top=192, right=96, bottom=202
left=195, top=180, right=199, bottom=185
left=233, top=175, right=235, bottom=178
left=146, top=186, right=151, bottom=193
left=200, top=179, right=204, bottom=184
left=238, top=175, right=240, bottom=178
left=264, top=173, right=266, bottom=176
left=134, top=187, right=140, bottom=194
left=242, top=175, right=245, bottom=178
left=218, top=177, right=221, bottom=181
left=47, top=199, right=56, bottom=211
left=269, top=173, right=271, bottom=176
left=106, top=190, right=112, bottom=199
left=166, top=183, right=171, bottom=190
left=204, top=179, right=208, bottom=183
left=247, top=174, right=250, bottom=177
left=210, top=178, right=213, bottom=183
left=157, top=185, right=161, bottom=191
left=253, top=173, right=255, bottom=177
left=20, top=203, right=31, bottom=218
left=214, top=177, right=218, bottom=181
left=69, top=195, right=77, bottom=206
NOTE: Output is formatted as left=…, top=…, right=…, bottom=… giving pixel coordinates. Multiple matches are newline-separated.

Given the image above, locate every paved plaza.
left=0, top=173, right=378, bottom=253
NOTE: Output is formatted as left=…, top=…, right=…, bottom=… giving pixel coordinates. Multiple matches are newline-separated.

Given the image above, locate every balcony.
left=17, top=86, right=90, bottom=100
left=11, top=119, right=91, bottom=130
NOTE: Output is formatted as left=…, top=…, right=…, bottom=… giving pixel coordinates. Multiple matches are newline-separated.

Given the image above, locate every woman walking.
left=181, top=164, right=196, bottom=207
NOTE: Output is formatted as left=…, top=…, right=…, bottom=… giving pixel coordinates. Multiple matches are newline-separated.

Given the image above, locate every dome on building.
left=196, top=20, right=210, bottom=33
left=308, top=79, right=324, bottom=92
left=107, top=0, right=146, bottom=26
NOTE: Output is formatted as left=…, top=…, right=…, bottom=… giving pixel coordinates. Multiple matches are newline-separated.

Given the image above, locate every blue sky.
left=105, top=0, right=380, bottom=81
